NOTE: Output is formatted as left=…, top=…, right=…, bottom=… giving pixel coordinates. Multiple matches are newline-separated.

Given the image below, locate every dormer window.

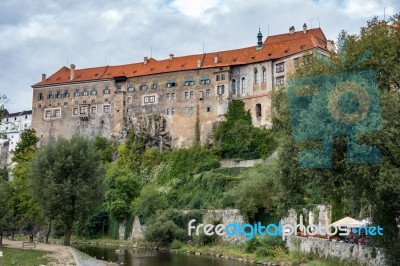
left=128, top=84, right=135, bottom=92
left=152, top=81, right=158, bottom=89
left=91, top=89, right=97, bottom=95
left=103, top=86, right=110, bottom=94
left=74, top=89, right=80, bottom=97
left=140, top=82, right=148, bottom=91
left=184, top=78, right=195, bottom=86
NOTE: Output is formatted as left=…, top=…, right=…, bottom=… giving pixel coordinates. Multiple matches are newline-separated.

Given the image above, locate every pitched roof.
left=2, top=110, right=32, bottom=117
left=32, top=28, right=328, bottom=88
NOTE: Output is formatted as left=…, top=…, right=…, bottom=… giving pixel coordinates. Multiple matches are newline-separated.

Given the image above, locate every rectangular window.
left=55, top=109, right=61, bottom=117
left=127, top=97, right=132, bottom=104
left=166, top=93, right=171, bottom=101
left=166, top=109, right=171, bottom=115
left=217, top=85, right=225, bottom=95
left=127, top=107, right=132, bottom=113
left=184, top=91, right=189, bottom=99
left=171, top=108, right=175, bottom=115
left=166, top=80, right=177, bottom=88
left=73, top=108, right=78, bottom=115
left=276, top=76, right=285, bottom=86
left=206, top=89, right=210, bottom=97
left=199, top=91, right=204, bottom=99
left=276, top=62, right=284, bottom=73
left=103, top=86, right=110, bottom=94
left=140, top=83, right=148, bottom=91
left=184, top=106, right=194, bottom=114
left=64, top=102, right=68, bottom=106
left=56, top=91, right=61, bottom=98
left=82, top=90, right=89, bottom=96
left=64, top=90, right=70, bottom=98
left=47, top=93, right=53, bottom=99
left=80, top=106, right=88, bottom=114
left=200, top=76, right=211, bottom=84
left=116, top=85, right=122, bottom=92
left=152, top=81, right=158, bottom=89
left=91, top=89, right=97, bottom=95
left=144, top=95, right=156, bottom=104
left=171, top=93, right=176, bottom=100
left=74, top=89, right=80, bottom=97
left=38, top=93, right=43, bottom=100
left=103, top=105, right=111, bottom=113
left=206, top=106, right=212, bottom=112
left=128, top=84, right=134, bottom=92
left=45, top=110, right=51, bottom=118
left=262, top=68, right=267, bottom=83
left=184, top=79, right=195, bottom=86
left=91, top=106, right=97, bottom=114
left=189, top=91, right=194, bottom=99
left=216, top=74, right=226, bottom=81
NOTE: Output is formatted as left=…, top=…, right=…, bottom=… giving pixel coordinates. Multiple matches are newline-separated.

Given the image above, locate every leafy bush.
left=131, top=186, right=168, bottom=223
left=245, top=235, right=286, bottom=258
left=170, top=239, right=184, bottom=249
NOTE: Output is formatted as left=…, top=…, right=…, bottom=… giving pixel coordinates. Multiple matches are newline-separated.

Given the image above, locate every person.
left=29, top=232, right=33, bottom=242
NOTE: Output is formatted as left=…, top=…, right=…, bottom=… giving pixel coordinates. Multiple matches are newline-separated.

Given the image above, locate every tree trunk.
left=46, top=220, right=52, bottom=244
left=0, top=231, right=3, bottom=246
left=11, top=231, right=15, bottom=240
left=64, top=227, right=72, bottom=246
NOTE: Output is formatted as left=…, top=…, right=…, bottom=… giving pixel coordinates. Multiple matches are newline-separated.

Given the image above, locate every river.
left=76, top=245, right=251, bottom=266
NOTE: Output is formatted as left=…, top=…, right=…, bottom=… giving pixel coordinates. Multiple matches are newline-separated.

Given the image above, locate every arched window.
left=232, top=79, right=236, bottom=95
left=262, top=67, right=266, bottom=83
left=254, top=68, right=258, bottom=84
left=241, top=77, right=246, bottom=94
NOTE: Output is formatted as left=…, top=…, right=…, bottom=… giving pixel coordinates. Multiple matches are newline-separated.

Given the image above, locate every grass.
left=0, top=247, right=53, bottom=266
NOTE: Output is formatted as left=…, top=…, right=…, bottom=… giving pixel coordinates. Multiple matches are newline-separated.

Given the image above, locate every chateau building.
left=32, top=25, right=332, bottom=148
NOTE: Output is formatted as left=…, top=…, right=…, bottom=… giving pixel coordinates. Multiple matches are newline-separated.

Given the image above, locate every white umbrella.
left=331, top=217, right=365, bottom=228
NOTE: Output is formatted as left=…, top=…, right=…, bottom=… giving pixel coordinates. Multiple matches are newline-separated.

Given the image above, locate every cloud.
left=0, top=0, right=399, bottom=113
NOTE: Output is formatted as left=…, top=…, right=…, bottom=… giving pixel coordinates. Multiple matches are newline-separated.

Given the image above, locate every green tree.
left=12, top=128, right=39, bottom=163
left=104, top=165, right=140, bottom=221
left=131, top=186, right=168, bottom=223
left=214, top=100, right=276, bottom=159
left=30, top=136, right=105, bottom=246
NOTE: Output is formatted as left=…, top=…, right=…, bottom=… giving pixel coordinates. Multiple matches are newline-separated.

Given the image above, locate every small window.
left=184, top=106, right=194, bottom=114
left=206, top=89, right=211, bottom=97
left=91, top=106, right=97, bottom=114
left=80, top=106, right=88, bottom=114
left=116, top=85, right=122, bottom=92
left=127, top=107, right=132, bottom=113
left=232, top=79, right=236, bottom=95
left=217, top=85, right=225, bottom=95
left=128, top=84, right=135, bottom=92
left=127, top=97, right=132, bottom=104
left=56, top=91, right=62, bottom=98
left=144, top=95, right=156, bottom=104
left=171, top=108, right=175, bottom=115
left=47, top=93, right=53, bottom=99
left=200, top=76, right=210, bottom=84
left=256, top=104, right=261, bottom=118
left=74, top=89, right=80, bottom=97
left=91, top=89, right=97, bottom=95
left=82, top=90, right=89, bottom=96
left=166, top=81, right=177, bottom=88
left=184, top=92, right=189, bottom=99
left=216, top=74, right=226, bottom=81
left=103, top=86, right=110, bottom=94
left=166, top=109, right=171, bottom=115
left=276, top=62, right=284, bottom=73
left=189, top=91, right=194, bottom=99
left=64, top=90, right=70, bottom=98
left=166, top=93, right=171, bottom=101
left=64, top=102, right=68, bottom=106
left=91, top=99, right=95, bottom=103
left=171, top=93, right=176, bottom=100
left=276, top=76, right=285, bottom=86
left=55, top=109, right=61, bottom=117
left=262, top=67, right=267, bottom=83
left=45, top=110, right=51, bottom=118
left=206, top=106, right=212, bottom=112
left=38, top=93, right=43, bottom=100
left=140, top=83, right=148, bottom=91
left=184, top=79, right=195, bottom=86
left=151, top=81, right=158, bottom=89
left=241, top=77, right=247, bottom=94
left=254, top=68, right=258, bottom=84
left=73, top=108, right=78, bottom=115
left=103, top=105, right=111, bottom=113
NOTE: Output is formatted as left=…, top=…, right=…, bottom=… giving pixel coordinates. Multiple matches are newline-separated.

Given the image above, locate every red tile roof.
left=32, top=28, right=328, bottom=88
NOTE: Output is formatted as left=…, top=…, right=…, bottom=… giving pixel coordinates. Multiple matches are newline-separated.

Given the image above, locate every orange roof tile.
left=32, top=28, right=328, bottom=88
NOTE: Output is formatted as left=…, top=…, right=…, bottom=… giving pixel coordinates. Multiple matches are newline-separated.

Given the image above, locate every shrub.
left=144, top=220, right=186, bottom=247
left=170, top=239, right=184, bottom=249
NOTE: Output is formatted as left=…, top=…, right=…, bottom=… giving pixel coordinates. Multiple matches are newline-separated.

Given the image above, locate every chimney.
left=41, top=74, right=46, bottom=81
left=144, top=56, right=148, bottom=65
left=169, top=54, right=174, bottom=60
left=303, top=23, right=307, bottom=34
left=214, top=53, right=219, bottom=64
left=289, top=26, right=295, bottom=34
left=197, top=59, right=201, bottom=68
left=70, top=64, right=75, bottom=80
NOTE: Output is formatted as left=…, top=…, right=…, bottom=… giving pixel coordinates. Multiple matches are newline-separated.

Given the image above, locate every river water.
left=76, top=245, right=251, bottom=266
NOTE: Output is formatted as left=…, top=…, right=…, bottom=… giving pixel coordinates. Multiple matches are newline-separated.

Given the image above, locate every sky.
left=0, top=0, right=399, bottom=113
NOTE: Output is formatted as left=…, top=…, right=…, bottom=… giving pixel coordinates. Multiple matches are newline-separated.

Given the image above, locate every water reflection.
left=76, top=246, right=250, bottom=266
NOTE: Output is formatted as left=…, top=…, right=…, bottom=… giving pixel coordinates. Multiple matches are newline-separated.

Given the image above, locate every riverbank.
left=71, top=238, right=361, bottom=266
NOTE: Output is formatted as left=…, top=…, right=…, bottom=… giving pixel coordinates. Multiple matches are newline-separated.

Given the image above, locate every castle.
left=31, top=25, right=332, bottom=148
